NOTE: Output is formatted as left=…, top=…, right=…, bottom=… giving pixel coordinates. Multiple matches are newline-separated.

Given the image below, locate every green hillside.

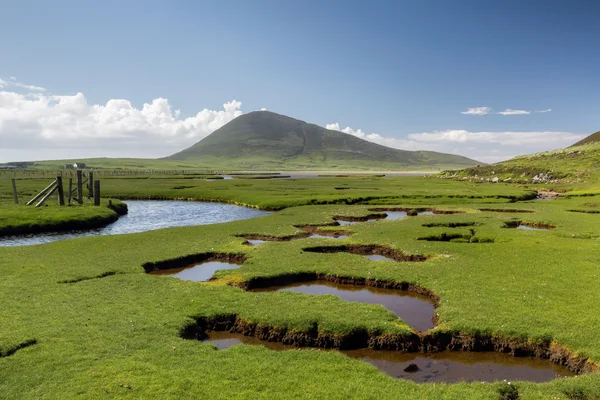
left=165, top=111, right=480, bottom=170
left=441, top=130, right=600, bottom=183
left=570, top=130, right=600, bottom=147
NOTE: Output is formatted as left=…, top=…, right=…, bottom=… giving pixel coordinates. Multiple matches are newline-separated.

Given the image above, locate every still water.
left=0, top=200, right=271, bottom=247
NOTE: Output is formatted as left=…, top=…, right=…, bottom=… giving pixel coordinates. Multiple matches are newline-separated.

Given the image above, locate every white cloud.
left=0, top=86, right=243, bottom=161
left=408, top=130, right=583, bottom=146
left=1, top=77, right=46, bottom=92
left=12, top=82, right=46, bottom=92
left=461, top=107, right=552, bottom=116
left=497, top=109, right=530, bottom=116
left=461, top=107, right=492, bottom=116
left=327, top=124, right=585, bottom=164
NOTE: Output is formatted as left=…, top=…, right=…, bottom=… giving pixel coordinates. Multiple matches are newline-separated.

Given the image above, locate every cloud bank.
left=0, top=80, right=243, bottom=161
left=461, top=106, right=552, bottom=116
left=326, top=124, right=584, bottom=163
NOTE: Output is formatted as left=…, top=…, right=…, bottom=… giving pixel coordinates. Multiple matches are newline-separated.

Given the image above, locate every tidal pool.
left=150, top=261, right=241, bottom=282
left=252, top=281, right=436, bottom=331
left=0, top=200, right=271, bottom=247
left=517, top=225, right=548, bottom=231
left=364, top=254, right=396, bottom=262
left=204, top=331, right=575, bottom=383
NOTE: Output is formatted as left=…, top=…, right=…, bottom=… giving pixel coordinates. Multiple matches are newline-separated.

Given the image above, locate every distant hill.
left=442, top=129, right=600, bottom=183
left=570, top=131, right=600, bottom=147
left=166, top=111, right=480, bottom=170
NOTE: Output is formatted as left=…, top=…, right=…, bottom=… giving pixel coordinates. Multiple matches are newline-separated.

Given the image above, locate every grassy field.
left=1, top=176, right=600, bottom=399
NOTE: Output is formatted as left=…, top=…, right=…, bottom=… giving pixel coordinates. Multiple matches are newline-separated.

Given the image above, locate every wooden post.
left=56, top=176, right=65, bottom=206
left=11, top=179, right=18, bottom=204
left=67, top=178, right=73, bottom=204
left=93, top=180, right=100, bottom=206
left=26, top=180, right=57, bottom=206
left=76, top=170, right=83, bottom=204
left=35, top=184, right=58, bottom=207
left=88, top=171, right=94, bottom=198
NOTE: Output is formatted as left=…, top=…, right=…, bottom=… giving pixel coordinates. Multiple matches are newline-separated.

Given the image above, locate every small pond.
left=251, top=281, right=436, bottom=331
left=517, top=225, right=548, bottom=231
left=150, top=261, right=241, bottom=282
left=0, top=200, right=271, bottom=247
left=204, top=331, right=575, bottom=383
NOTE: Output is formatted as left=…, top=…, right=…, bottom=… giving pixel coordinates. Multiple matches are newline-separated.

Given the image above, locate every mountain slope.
left=570, top=131, right=600, bottom=147
left=442, top=130, right=600, bottom=183
left=166, top=111, right=479, bottom=170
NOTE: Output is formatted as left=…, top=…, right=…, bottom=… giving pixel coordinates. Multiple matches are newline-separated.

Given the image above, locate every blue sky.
left=1, top=0, right=599, bottom=163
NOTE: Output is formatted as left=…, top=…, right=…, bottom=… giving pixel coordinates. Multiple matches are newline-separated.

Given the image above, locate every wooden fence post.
left=67, top=178, right=73, bottom=204
left=35, top=184, right=58, bottom=207
left=56, top=176, right=65, bottom=206
left=76, top=170, right=83, bottom=204
left=93, top=180, right=100, bottom=206
left=11, top=179, right=18, bottom=204
left=88, top=171, right=94, bottom=198
left=26, top=180, right=57, bottom=206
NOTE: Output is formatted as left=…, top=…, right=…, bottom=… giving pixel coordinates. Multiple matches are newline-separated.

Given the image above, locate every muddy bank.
left=479, top=208, right=535, bottom=213
left=503, top=221, right=556, bottom=230
left=180, top=314, right=599, bottom=374
left=302, top=244, right=429, bottom=262
left=536, top=190, right=560, bottom=200
left=237, top=225, right=352, bottom=243
left=333, top=213, right=386, bottom=223
left=369, top=207, right=463, bottom=216
left=423, top=222, right=478, bottom=228
left=0, top=339, right=37, bottom=358
left=236, top=272, right=440, bottom=306
left=142, top=252, right=246, bottom=273
left=205, top=331, right=575, bottom=383
left=251, top=280, right=436, bottom=331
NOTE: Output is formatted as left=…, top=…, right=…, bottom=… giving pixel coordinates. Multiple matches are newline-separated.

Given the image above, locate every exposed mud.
left=237, top=225, right=352, bottom=243
left=251, top=280, right=436, bottom=331
left=237, top=272, right=440, bottom=307
left=244, top=239, right=267, bottom=246
left=567, top=209, right=600, bottom=214
left=480, top=208, right=535, bottom=213
left=236, top=232, right=311, bottom=242
left=536, top=190, right=560, bottom=200
left=418, top=231, right=494, bottom=243
left=58, top=271, right=119, bottom=284
left=180, top=314, right=599, bottom=375
left=302, top=244, right=429, bottom=262
left=204, top=331, right=575, bottom=383
left=0, top=339, right=37, bottom=358
left=142, top=252, right=246, bottom=273
left=423, top=222, right=478, bottom=228
left=369, top=207, right=464, bottom=215
left=503, top=221, right=556, bottom=230
left=333, top=213, right=387, bottom=224
left=295, top=225, right=352, bottom=238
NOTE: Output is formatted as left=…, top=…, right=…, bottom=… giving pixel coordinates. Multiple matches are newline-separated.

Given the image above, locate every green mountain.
left=166, top=111, right=479, bottom=170
left=442, top=130, right=600, bottom=183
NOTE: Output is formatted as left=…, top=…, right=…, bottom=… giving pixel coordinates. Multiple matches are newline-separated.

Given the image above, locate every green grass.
left=0, top=199, right=127, bottom=236
left=2, top=177, right=600, bottom=398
